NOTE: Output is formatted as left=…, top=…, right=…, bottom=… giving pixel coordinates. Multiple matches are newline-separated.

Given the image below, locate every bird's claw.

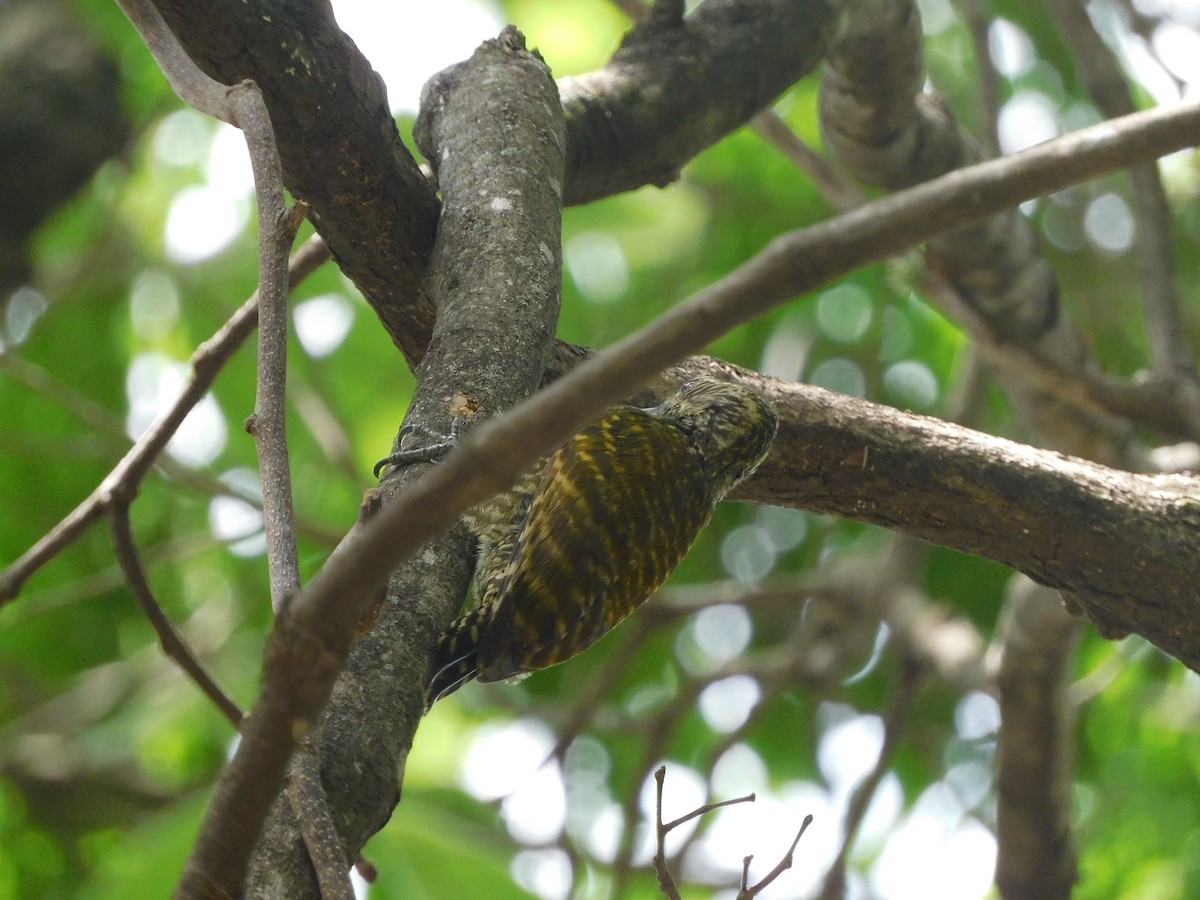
left=374, top=417, right=466, bottom=479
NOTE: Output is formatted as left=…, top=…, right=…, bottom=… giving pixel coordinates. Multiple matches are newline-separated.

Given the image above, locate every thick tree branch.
left=752, top=377, right=1200, bottom=657
left=559, top=0, right=835, bottom=203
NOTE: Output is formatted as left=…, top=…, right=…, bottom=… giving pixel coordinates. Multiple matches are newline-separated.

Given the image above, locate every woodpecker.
left=422, top=377, right=778, bottom=707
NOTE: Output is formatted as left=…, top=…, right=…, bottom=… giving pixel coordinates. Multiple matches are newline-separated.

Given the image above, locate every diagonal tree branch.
left=176, top=96, right=1200, bottom=896
left=107, top=501, right=244, bottom=727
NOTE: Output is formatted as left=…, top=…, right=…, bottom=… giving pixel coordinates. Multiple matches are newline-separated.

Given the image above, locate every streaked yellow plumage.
left=425, top=378, right=778, bottom=706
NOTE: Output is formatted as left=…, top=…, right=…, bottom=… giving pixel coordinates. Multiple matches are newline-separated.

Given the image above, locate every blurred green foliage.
left=1, top=1, right=1199, bottom=898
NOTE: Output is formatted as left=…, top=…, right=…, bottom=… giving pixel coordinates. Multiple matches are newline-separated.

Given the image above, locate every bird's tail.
left=424, top=606, right=488, bottom=708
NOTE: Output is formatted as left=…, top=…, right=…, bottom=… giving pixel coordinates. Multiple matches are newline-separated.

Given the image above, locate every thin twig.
left=240, top=86, right=309, bottom=607
left=121, top=0, right=310, bottom=612
left=653, top=765, right=756, bottom=898
left=114, top=0, right=237, bottom=124
left=666, top=791, right=757, bottom=833
left=653, top=767, right=685, bottom=900
left=738, top=814, right=814, bottom=898
left=612, top=681, right=704, bottom=894
left=107, top=502, right=244, bottom=727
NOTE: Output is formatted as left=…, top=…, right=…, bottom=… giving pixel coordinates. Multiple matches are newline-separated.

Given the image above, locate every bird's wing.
left=477, top=406, right=713, bottom=682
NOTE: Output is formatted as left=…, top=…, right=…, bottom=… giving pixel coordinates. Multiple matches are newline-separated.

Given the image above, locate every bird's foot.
left=373, top=417, right=466, bottom=479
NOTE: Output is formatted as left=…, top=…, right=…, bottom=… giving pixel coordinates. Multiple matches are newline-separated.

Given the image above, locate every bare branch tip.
left=284, top=199, right=311, bottom=233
